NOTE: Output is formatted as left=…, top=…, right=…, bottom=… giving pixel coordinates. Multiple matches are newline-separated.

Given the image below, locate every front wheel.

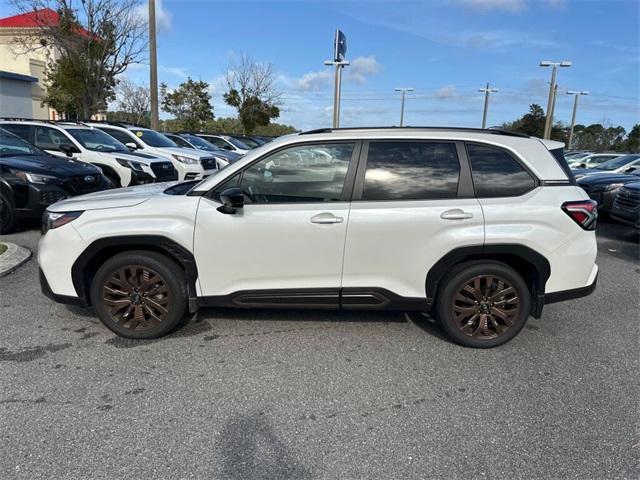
left=90, top=251, right=188, bottom=339
left=434, top=261, right=530, bottom=348
left=0, top=190, right=16, bottom=234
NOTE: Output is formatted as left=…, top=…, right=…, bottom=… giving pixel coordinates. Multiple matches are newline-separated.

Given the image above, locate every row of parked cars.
left=565, top=151, right=640, bottom=229
left=0, top=118, right=271, bottom=233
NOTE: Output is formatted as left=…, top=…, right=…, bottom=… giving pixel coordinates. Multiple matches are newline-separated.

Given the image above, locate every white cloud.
left=135, top=0, right=172, bottom=32
left=158, top=65, right=188, bottom=79
left=293, top=70, right=333, bottom=92
left=436, top=85, right=458, bottom=99
left=346, top=55, right=382, bottom=85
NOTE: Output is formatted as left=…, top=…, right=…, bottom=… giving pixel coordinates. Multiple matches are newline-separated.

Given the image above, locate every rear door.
left=341, top=140, right=484, bottom=305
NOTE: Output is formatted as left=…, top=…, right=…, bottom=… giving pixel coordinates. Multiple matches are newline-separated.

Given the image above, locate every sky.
left=1, top=0, right=639, bottom=130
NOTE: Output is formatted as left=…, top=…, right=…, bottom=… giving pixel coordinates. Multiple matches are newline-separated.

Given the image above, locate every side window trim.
left=464, top=141, right=540, bottom=198
left=351, top=139, right=466, bottom=202
left=205, top=140, right=362, bottom=205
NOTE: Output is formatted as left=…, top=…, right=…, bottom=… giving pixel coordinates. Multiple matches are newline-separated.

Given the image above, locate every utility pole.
left=149, top=0, right=159, bottom=130
left=540, top=60, right=571, bottom=139
left=324, top=60, right=349, bottom=127
left=478, top=82, right=499, bottom=129
left=566, top=90, right=589, bottom=150
left=548, top=83, right=558, bottom=137
left=394, top=87, right=413, bottom=127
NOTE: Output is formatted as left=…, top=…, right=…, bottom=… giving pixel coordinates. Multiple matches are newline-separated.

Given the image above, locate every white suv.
left=38, top=127, right=598, bottom=348
left=0, top=120, right=177, bottom=187
left=86, top=123, right=220, bottom=181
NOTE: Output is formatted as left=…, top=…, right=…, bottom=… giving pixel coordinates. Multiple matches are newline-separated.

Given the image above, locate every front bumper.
left=13, top=179, right=107, bottom=219
left=39, top=267, right=88, bottom=307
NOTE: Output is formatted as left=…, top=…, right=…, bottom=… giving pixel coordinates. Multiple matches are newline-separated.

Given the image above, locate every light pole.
left=478, top=82, right=498, bottom=129
left=566, top=90, right=589, bottom=150
left=394, top=87, right=413, bottom=127
left=540, top=60, right=572, bottom=139
left=149, top=0, right=159, bottom=130
left=324, top=60, right=350, bottom=128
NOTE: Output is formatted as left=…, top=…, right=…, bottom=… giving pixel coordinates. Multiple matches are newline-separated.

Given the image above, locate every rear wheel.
left=0, top=190, right=16, bottom=234
left=434, top=261, right=530, bottom=348
left=90, top=251, right=188, bottom=339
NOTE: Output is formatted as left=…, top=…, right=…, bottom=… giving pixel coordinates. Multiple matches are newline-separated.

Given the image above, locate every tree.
left=571, top=124, right=627, bottom=152
left=113, top=77, right=150, bottom=125
left=502, top=103, right=567, bottom=143
left=623, top=124, right=639, bottom=152
left=160, top=78, right=214, bottom=131
left=224, top=54, right=281, bottom=134
left=10, top=0, right=147, bottom=118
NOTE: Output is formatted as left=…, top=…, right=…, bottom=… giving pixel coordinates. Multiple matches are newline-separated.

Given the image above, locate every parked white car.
left=39, top=127, right=598, bottom=348
left=568, top=153, right=621, bottom=169
left=573, top=154, right=640, bottom=180
left=86, top=123, right=220, bottom=181
left=0, top=120, right=177, bottom=187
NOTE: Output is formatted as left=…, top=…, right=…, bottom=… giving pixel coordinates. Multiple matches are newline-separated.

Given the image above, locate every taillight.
left=562, top=200, right=597, bottom=230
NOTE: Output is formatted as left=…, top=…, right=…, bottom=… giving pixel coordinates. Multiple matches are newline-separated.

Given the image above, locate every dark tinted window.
left=239, top=143, right=354, bottom=203
left=98, top=127, right=140, bottom=148
left=1, top=123, right=31, bottom=142
left=34, top=126, right=70, bottom=151
left=362, top=142, right=460, bottom=201
left=467, top=144, right=536, bottom=197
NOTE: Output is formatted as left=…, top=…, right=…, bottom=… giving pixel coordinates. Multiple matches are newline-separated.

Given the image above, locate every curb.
left=0, top=242, right=32, bottom=277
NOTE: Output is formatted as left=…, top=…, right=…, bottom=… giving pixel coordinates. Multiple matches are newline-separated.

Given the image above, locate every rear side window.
left=467, top=144, right=536, bottom=198
left=550, top=147, right=576, bottom=184
left=362, top=142, right=460, bottom=201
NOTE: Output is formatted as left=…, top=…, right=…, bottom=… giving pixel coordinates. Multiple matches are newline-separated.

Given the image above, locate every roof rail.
left=299, top=126, right=529, bottom=138
left=79, top=119, right=148, bottom=128
left=0, top=117, right=91, bottom=126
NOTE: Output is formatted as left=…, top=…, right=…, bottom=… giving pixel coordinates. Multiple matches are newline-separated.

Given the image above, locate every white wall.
left=0, top=76, right=34, bottom=117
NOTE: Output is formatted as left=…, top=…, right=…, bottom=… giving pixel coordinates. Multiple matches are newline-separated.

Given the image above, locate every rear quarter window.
left=466, top=143, right=536, bottom=198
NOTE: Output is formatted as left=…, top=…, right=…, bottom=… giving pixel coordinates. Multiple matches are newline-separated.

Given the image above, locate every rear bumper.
left=39, top=267, right=87, bottom=307
left=544, top=272, right=598, bottom=304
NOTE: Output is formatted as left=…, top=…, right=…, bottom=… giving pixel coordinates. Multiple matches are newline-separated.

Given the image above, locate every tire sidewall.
left=0, top=190, right=16, bottom=234
left=90, top=251, right=188, bottom=339
left=435, top=262, right=531, bottom=348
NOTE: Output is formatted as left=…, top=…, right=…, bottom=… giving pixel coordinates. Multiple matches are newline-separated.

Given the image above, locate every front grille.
left=150, top=162, right=178, bottom=181
left=67, top=174, right=102, bottom=194
left=613, top=188, right=640, bottom=211
left=39, top=190, right=68, bottom=205
left=200, top=157, right=218, bottom=170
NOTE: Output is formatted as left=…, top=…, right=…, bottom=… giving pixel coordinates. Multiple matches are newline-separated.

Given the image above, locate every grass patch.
left=0, top=243, right=7, bottom=256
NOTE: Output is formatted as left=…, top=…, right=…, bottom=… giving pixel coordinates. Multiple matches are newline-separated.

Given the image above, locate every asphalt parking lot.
left=0, top=220, right=638, bottom=479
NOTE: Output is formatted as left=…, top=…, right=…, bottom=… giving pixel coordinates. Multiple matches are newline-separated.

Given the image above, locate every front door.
left=193, top=141, right=359, bottom=306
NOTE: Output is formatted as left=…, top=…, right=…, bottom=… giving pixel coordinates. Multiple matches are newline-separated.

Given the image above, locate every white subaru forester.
left=38, top=127, right=598, bottom=348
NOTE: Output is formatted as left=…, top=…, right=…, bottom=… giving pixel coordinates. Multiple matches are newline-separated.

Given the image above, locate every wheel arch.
left=71, top=235, right=198, bottom=311
left=425, top=244, right=551, bottom=318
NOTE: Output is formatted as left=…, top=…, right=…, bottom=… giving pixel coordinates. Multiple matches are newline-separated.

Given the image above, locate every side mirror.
left=59, top=143, right=77, bottom=157
left=125, top=142, right=138, bottom=151
left=625, top=166, right=637, bottom=173
left=216, top=187, right=244, bottom=214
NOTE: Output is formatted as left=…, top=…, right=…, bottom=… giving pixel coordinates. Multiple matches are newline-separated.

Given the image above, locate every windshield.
left=131, top=129, right=177, bottom=148
left=0, top=129, right=45, bottom=157
left=225, top=136, right=250, bottom=150
left=595, top=154, right=640, bottom=170
left=181, top=134, right=221, bottom=152
left=68, top=128, right=129, bottom=152
left=235, top=136, right=260, bottom=148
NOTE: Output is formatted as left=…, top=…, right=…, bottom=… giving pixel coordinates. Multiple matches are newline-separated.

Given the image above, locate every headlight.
left=172, top=154, right=199, bottom=164
left=115, top=158, right=144, bottom=171
left=42, top=210, right=83, bottom=233
left=10, top=170, right=58, bottom=184
left=604, top=183, right=624, bottom=191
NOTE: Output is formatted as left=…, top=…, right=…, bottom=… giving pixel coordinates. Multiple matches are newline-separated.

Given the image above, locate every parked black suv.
left=611, top=182, right=640, bottom=229
left=577, top=169, right=640, bottom=213
left=0, top=128, right=108, bottom=233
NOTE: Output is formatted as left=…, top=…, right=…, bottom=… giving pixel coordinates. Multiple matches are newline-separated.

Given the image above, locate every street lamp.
left=478, top=83, right=499, bottom=129
left=394, top=87, right=413, bottom=127
left=566, top=90, right=589, bottom=150
left=540, top=60, right=572, bottom=139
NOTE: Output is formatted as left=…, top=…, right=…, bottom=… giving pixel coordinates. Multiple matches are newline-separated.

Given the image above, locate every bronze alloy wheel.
left=102, top=265, right=171, bottom=332
left=452, top=275, right=520, bottom=340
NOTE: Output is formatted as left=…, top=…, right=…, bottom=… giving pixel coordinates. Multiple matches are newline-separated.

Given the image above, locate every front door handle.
left=440, top=209, right=474, bottom=220
left=311, top=213, right=344, bottom=224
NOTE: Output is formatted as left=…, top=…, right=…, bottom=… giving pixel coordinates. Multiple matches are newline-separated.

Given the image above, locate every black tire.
left=434, top=261, right=531, bottom=348
left=90, top=251, right=188, bottom=339
left=104, top=172, right=121, bottom=189
left=0, top=189, right=16, bottom=234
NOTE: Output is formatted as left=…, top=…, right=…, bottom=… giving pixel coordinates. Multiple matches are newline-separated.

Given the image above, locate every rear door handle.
left=440, top=209, right=474, bottom=220
left=311, top=213, right=344, bottom=224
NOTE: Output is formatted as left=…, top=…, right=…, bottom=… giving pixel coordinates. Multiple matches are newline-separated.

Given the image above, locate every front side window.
left=169, top=135, right=193, bottom=149
left=237, top=143, right=355, bottom=204
left=99, top=127, right=140, bottom=148
left=34, top=126, right=71, bottom=151
left=362, top=142, right=460, bottom=201
left=467, top=143, right=536, bottom=197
